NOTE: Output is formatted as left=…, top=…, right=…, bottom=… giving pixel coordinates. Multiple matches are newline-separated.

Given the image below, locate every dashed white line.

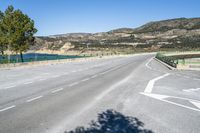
left=0, top=105, right=16, bottom=112
left=183, top=76, right=190, bottom=79
left=26, top=96, right=43, bottom=102
left=24, top=82, right=33, bottom=85
left=51, top=88, right=63, bottom=93
left=99, top=71, right=108, bottom=75
left=4, top=85, right=16, bottom=89
left=81, top=78, right=90, bottom=82
left=51, top=75, right=60, bottom=78
left=39, top=78, right=47, bottom=81
left=68, top=82, right=79, bottom=87
left=42, top=73, right=49, bottom=75
left=193, top=78, right=200, bottom=81
left=183, top=88, right=200, bottom=92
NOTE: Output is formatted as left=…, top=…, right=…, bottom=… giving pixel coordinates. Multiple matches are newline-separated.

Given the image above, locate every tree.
left=0, top=10, right=7, bottom=56
left=2, top=5, right=37, bottom=62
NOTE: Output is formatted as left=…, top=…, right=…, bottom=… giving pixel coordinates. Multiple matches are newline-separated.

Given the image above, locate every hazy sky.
left=0, top=0, right=199, bottom=36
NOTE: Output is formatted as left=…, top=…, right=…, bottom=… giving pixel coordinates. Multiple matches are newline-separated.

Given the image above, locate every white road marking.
left=72, top=70, right=76, bottom=73
left=145, top=58, right=153, bottom=70
left=190, top=101, right=200, bottom=109
left=39, top=78, right=47, bottom=81
left=26, top=96, right=43, bottom=102
left=4, top=85, right=16, bottom=89
left=144, top=73, right=170, bottom=93
left=24, top=82, right=33, bottom=85
left=183, top=88, right=200, bottom=92
left=42, top=73, right=49, bottom=75
left=51, top=88, right=63, bottom=93
left=0, top=105, right=16, bottom=112
left=183, top=76, right=190, bottom=79
left=141, top=92, right=200, bottom=112
left=68, top=82, right=79, bottom=87
left=81, top=78, right=90, bottom=82
left=193, top=78, right=200, bottom=81
left=52, top=75, right=60, bottom=78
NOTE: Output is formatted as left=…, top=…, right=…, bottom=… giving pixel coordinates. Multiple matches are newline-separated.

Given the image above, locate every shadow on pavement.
left=65, top=109, right=153, bottom=133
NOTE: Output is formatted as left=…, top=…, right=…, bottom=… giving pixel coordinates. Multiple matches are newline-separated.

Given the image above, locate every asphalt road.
left=0, top=54, right=199, bottom=133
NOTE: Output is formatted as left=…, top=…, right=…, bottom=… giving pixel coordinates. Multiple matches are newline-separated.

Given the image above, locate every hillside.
left=32, top=18, right=200, bottom=55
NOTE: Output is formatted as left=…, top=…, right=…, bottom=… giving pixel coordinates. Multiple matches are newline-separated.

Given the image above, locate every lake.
left=0, top=53, right=85, bottom=63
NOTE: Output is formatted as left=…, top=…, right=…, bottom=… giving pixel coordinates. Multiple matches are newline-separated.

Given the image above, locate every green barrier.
left=155, top=53, right=177, bottom=68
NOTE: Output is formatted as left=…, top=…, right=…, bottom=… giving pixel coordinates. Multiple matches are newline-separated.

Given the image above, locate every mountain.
left=32, top=18, right=200, bottom=55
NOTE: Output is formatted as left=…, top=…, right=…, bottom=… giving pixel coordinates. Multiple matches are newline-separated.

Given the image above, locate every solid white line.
left=26, top=96, right=43, bottom=102
left=4, top=85, right=16, bottom=89
left=0, top=105, right=16, bottom=112
left=51, top=88, right=63, bottom=93
left=68, top=82, right=79, bottom=87
left=24, top=82, right=33, bottom=85
left=144, top=73, right=170, bottom=93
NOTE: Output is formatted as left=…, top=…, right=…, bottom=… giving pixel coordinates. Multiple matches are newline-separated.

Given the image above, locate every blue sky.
left=0, top=0, right=199, bottom=36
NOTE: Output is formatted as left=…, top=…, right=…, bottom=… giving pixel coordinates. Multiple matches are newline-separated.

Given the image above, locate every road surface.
left=0, top=54, right=199, bottom=133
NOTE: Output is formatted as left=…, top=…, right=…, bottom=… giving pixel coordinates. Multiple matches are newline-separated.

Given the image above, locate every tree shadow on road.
left=65, top=109, right=153, bottom=133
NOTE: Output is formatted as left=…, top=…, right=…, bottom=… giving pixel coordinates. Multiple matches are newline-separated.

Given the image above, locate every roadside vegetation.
left=0, top=5, right=37, bottom=62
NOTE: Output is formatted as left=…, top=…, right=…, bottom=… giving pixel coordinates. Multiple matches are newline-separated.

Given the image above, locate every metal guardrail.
left=155, top=53, right=177, bottom=68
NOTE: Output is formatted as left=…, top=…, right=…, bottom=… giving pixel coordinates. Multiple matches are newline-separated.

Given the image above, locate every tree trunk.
left=20, top=52, right=24, bottom=62
left=1, top=50, right=4, bottom=56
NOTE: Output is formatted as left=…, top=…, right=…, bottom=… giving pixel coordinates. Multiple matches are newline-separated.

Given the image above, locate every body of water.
left=0, top=53, right=84, bottom=63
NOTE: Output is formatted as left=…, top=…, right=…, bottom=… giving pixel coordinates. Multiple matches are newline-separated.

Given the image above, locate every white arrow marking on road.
left=144, top=73, right=170, bottom=93
left=190, top=101, right=200, bottom=109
